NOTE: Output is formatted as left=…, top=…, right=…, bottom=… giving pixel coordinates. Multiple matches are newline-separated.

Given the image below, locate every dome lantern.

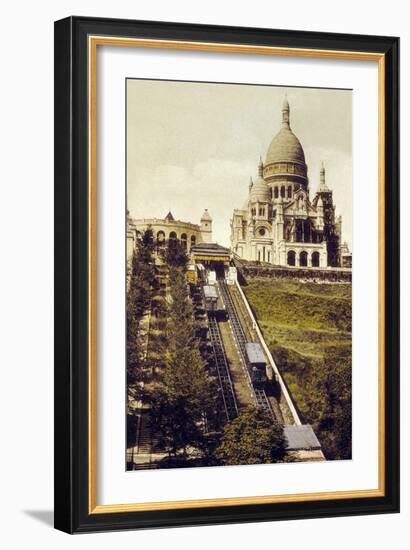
left=282, top=97, right=290, bottom=128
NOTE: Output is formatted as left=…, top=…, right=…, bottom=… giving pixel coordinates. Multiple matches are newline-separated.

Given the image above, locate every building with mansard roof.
left=230, top=99, right=344, bottom=268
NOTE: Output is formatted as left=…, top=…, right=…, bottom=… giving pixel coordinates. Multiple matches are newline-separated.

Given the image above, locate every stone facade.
left=127, top=209, right=213, bottom=264
left=230, top=99, right=345, bottom=268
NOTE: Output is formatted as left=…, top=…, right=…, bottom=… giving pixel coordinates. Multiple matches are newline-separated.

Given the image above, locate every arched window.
left=287, top=250, right=296, bottom=266
left=300, top=251, right=308, bottom=267
left=180, top=233, right=187, bottom=249
left=274, top=187, right=279, bottom=199
left=287, top=186, right=292, bottom=198
left=157, top=230, right=165, bottom=244
left=190, top=235, right=196, bottom=247
left=280, top=186, right=286, bottom=198
left=312, top=251, right=320, bottom=267
left=169, top=231, right=177, bottom=241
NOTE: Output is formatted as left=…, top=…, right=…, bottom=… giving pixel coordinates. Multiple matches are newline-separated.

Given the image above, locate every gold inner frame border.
left=87, top=35, right=386, bottom=514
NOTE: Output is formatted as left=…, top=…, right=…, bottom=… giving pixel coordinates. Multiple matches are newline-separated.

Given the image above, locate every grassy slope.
left=243, top=278, right=352, bottom=460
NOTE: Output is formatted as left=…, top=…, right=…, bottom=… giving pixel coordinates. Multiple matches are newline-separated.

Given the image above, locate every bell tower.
left=200, top=209, right=213, bottom=243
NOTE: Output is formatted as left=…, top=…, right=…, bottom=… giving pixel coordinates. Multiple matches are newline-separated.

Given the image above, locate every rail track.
left=207, top=314, right=239, bottom=422
left=217, top=277, right=274, bottom=419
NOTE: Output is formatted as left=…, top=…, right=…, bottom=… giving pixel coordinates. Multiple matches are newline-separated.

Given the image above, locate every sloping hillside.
left=243, top=278, right=352, bottom=460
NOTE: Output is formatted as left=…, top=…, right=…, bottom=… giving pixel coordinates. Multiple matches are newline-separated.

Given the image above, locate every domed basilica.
left=230, top=99, right=343, bottom=268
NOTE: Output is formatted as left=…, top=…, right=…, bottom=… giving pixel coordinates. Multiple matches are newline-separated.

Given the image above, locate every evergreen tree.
left=149, top=265, right=216, bottom=457
left=127, top=228, right=156, bottom=403
left=161, top=239, right=189, bottom=269
left=216, top=406, right=286, bottom=465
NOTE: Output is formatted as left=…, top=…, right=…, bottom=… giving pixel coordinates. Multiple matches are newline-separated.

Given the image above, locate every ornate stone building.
left=127, top=209, right=213, bottom=264
left=230, top=99, right=343, bottom=268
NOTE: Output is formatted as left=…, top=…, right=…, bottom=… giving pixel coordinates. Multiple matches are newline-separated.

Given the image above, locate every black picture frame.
left=54, top=16, right=400, bottom=533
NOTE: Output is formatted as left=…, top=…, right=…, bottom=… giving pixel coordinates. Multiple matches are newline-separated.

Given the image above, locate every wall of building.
left=231, top=141, right=340, bottom=268
left=127, top=218, right=205, bottom=261
left=132, top=218, right=202, bottom=244
left=237, top=263, right=352, bottom=283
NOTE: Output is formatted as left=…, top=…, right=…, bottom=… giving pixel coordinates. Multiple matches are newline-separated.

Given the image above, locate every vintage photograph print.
left=126, top=79, right=352, bottom=471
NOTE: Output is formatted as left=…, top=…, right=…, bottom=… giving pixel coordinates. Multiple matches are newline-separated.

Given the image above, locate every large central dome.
left=266, top=126, right=306, bottom=165
left=263, top=99, right=308, bottom=186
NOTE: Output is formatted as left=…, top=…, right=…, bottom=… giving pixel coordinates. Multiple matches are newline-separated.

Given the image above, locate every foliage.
left=127, top=228, right=155, bottom=404
left=216, top=406, right=286, bottom=466
left=278, top=346, right=352, bottom=460
left=148, top=265, right=217, bottom=457
left=160, top=239, right=189, bottom=269
left=243, top=278, right=352, bottom=460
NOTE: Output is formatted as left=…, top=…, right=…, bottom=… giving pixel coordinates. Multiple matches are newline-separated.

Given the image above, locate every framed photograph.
left=54, top=16, right=399, bottom=533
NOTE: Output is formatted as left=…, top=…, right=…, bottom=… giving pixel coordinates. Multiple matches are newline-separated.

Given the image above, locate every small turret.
left=200, top=209, right=212, bottom=243
left=250, top=161, right=270, bottom=203
left=319, top=162, right=330, bottom=192
left=258, top=156, right=264, bottom=177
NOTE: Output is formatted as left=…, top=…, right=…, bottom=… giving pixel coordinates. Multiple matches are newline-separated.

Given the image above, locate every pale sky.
left=127, top=79, right=352, bottom=248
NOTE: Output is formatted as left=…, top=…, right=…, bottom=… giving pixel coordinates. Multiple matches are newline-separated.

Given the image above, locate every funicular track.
left=207, top=314, right=239, bottom=422
left=217, top=277, right=274, bottom=419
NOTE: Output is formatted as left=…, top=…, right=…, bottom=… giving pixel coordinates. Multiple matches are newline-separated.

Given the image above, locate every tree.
left=308, top=349, right=352, bottom=459
left=216, top=406, right=286, bottom=466
left=287, top=347, right=352, bottom=460
left=148, top=265, right=217, bottom=457
left=127, top=228, right=156, bottom=403
left=161, top=239, right=189, bottom=269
